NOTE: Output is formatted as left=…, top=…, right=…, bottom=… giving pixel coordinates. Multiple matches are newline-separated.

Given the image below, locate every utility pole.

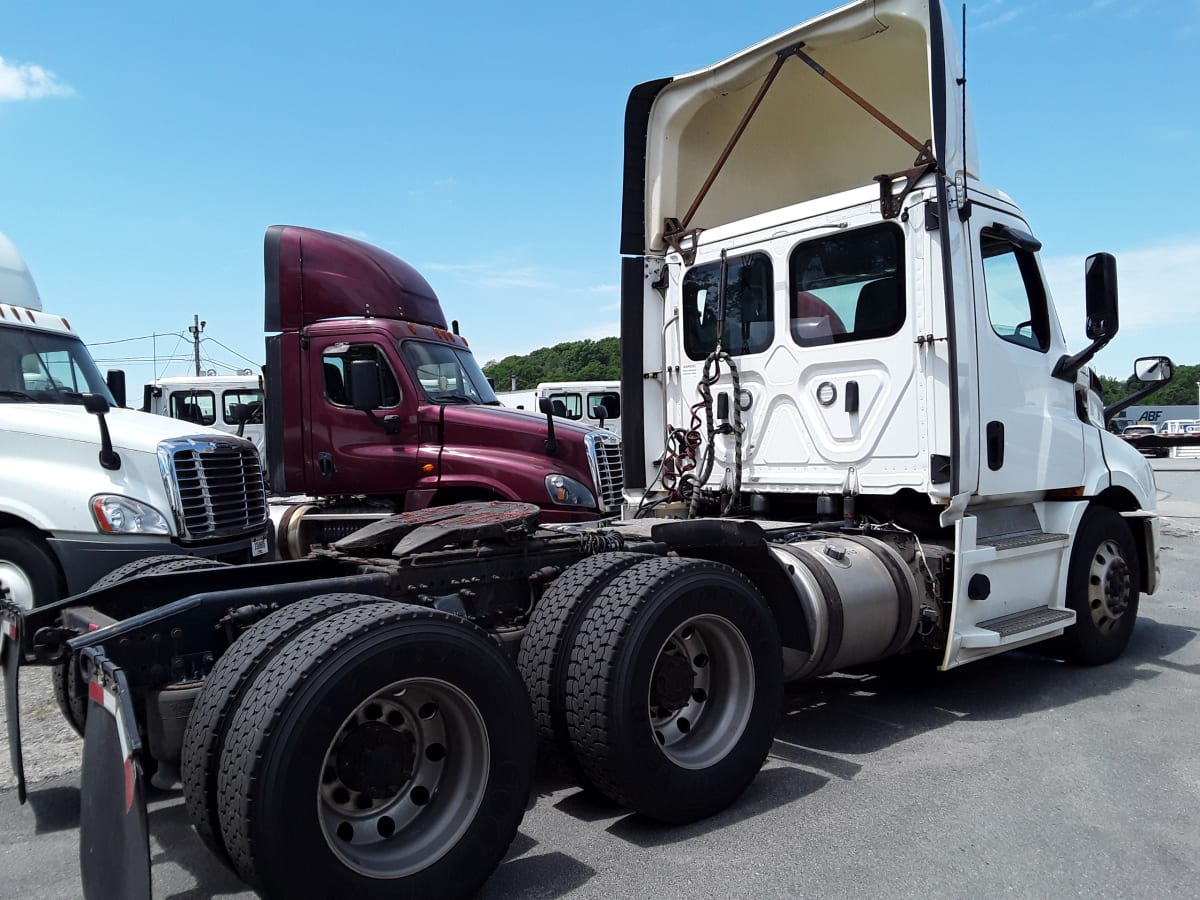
left=188, top=315, right=206, bottom=377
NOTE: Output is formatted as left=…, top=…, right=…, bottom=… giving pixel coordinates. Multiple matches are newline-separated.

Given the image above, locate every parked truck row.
left=0, top=1, right=1183, bottom=898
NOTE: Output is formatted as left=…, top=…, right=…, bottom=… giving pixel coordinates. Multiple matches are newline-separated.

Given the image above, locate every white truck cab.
left=538, top=381, right=622, bottom=436
left=620, top=0, right=1165, bottom=670
left=0, top=234, right=273, bottom=610
left=143, top=374, right=266, bottom=461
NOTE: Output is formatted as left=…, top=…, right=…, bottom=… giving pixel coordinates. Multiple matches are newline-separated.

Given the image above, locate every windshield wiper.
left=0, top=389, right=39, bottom=402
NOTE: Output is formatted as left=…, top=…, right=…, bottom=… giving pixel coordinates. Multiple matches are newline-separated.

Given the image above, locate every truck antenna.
left=959, top=4, right=969, bottom=190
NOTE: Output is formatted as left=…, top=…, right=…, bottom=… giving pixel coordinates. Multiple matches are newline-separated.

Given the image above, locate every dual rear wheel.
left=181, top=597, right=533, bottom=900
left=519, top=554, right=783, bottom=823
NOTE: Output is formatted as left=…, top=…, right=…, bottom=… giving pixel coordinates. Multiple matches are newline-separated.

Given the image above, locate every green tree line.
left=483, top=339, right=1196, bottom=410
left=1098, top=363, right=1200, bottom=407
left=483, top=337, right=620, bottom=391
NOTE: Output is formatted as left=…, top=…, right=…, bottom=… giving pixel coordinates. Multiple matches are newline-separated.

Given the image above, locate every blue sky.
left=2, top=0, right=1197, bottom=398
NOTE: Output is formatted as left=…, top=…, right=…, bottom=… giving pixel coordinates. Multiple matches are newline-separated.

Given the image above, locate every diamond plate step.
left=978, top=531, right=1068, bottom=551
left=959, top=606, right=1075, bottom=648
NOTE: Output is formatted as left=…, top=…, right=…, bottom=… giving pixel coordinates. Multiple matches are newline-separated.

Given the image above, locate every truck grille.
left=161, top=438, right=268, bottom=540
left=585, top=431, right=624, bottom=514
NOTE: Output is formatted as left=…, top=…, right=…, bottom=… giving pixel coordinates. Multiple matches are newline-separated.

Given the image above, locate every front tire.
left=0, top=529, right=64, bottom=611
left=1057, top=506, right=1141, bottom=665
left=217, top=603, right=534, bottom=900
left=564, top=557, right=782, bottom=824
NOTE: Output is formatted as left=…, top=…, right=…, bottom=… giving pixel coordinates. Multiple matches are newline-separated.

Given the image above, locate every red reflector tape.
left=2, top=619, right=16, bottom=640
left=89, top=680, right=105, bottom=704
left=124, top=758, right=135, bottom=813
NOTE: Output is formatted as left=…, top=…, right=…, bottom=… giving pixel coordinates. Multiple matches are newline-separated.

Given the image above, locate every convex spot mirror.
left=1134, top=356, right=1172, bottom=384
left=1084, top=252, right=1119, bottom=341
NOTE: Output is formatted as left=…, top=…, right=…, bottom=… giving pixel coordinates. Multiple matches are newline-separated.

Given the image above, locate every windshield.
left=0, top=324, right=115, bottom=405
left=398, top=340, right=499, bottom=405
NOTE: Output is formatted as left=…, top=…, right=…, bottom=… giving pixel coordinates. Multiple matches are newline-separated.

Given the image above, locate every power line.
left=88, top=332, right=186, bottom=346
left=202, top=336, right=261, bottom=368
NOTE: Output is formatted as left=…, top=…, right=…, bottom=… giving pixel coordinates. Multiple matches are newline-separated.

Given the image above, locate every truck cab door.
left=968, top=210, right=1084, bottom=498
left=303, top=337, right=419, bottom=496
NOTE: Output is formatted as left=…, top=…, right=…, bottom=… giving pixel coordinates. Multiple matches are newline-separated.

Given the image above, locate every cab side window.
left=322, top=345, right=401, bottom=408
left=682, top=252, right=774, bottom=361
left=170, top=391, right=216, bottom=425
left=788, top=224, right=904, bottom=346
left=980, top=228, right=1050, bottom=352
left=222, top=389, right=264, bottom=425
left=547, top=392, right=582, bottom=419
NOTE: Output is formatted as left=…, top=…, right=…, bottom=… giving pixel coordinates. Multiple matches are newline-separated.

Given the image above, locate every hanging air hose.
left=687, top=349, right=744, bottom=517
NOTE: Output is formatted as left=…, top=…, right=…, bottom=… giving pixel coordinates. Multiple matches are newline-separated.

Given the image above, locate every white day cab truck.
left=141, top=374, right=267, bottom=462
left=498, top=380, right=623, bottom=436
left=0, top=233, right=273, bottom=615
left=0, top=2, right=1180, bottom=898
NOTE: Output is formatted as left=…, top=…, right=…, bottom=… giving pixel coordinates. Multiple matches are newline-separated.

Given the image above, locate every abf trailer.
left=0, top=2, right=1172, bottom=899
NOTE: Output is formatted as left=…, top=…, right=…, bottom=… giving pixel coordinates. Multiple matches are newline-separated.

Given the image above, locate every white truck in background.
left=142, top=374, right=267, bottom=461
left=498, top=380, right=623, bottom=436
left=0, top=233, right=273, bottom=610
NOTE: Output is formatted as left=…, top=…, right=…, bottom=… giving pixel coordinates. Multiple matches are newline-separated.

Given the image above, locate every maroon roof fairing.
left=264, top=225, right=447, bottom=333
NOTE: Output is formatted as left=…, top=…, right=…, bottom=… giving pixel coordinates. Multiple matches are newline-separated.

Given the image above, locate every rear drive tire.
left=517, top=551, right=650, bottom=784
left=182, top=592, right=389, bottom=865
left=217, top=603, right=534, bottom=899
left=564, top=557, right=782, bottom=824
left=1055, top=506, right=1140, bottom=665
left=52, top=555, right=232, bottom=737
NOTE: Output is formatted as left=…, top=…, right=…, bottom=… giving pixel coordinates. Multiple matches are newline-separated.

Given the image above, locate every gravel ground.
left=0, top=668, right=82, bottom=792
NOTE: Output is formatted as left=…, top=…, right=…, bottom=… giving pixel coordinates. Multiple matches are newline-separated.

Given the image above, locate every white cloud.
left=586, top=283, right=618, bottom=294
left=407, top=177, right=458, bottom=198
left=0, top=56, right=74, bottom=101
left=976, top=8, right=1025, bottom=30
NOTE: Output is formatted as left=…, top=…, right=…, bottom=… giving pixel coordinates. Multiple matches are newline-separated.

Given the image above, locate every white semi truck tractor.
left=0, top=233, right=272, bottom=612
left=0, top=2, right=1173, bottom=898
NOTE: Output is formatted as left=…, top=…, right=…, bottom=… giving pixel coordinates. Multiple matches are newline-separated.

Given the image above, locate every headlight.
left=91, top=495, right=171, bottom=535
left=545, top=474, right=596, bottom=508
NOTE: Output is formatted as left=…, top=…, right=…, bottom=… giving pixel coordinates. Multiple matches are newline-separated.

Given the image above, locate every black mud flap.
left=0, top=607, right=25, bottom=804
left=79, top=647, right=151, bottom=900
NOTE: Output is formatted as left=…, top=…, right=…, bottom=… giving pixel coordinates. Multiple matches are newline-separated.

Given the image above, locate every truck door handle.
left=986, top=421, right=1005, bottom=470
left=318, top=452, right=334, bottom=477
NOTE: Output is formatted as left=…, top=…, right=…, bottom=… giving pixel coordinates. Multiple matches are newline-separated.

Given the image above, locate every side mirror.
left=1134, top=356, right=1172, bottom=384
left=1084, top=252, right=1119, bottom=341
left=1053, top=251, right=1121, bottom=382
left=348, top=359, right=383, bottom=410
left=83, top=393, right=111, bottom=415
left=538, top=397, right=558, bottom=455
left=105, top=369, right=127, bottom=408
left=1103, top=355, right=1176, bottom=425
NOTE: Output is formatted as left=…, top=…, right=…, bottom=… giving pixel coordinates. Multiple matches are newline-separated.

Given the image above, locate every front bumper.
left=47, top=527, right=275, bottom=595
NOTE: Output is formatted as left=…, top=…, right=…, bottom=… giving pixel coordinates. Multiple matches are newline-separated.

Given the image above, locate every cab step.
left=959, top=606, right=1074, bottom=648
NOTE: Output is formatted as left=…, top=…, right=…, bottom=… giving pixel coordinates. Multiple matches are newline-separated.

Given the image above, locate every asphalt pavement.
left=3, top=462, right=1198, bottom=899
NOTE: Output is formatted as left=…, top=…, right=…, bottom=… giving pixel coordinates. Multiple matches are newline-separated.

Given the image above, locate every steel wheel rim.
left=1087, top=538, right=1132, bottom=634
left=318, top=677, right=490, bottom=877
left=0, top=561, right=35, bottom=611
left=646, top=614, right=754, bottom=770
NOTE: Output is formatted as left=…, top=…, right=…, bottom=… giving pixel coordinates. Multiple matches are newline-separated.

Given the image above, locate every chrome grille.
left=162, top=438, right=268, bottom=540
left=585, top=431, right=624, bottom=513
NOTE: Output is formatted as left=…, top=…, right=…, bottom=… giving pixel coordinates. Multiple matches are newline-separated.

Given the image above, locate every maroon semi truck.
left=262, top=225, right=623, bottom=553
